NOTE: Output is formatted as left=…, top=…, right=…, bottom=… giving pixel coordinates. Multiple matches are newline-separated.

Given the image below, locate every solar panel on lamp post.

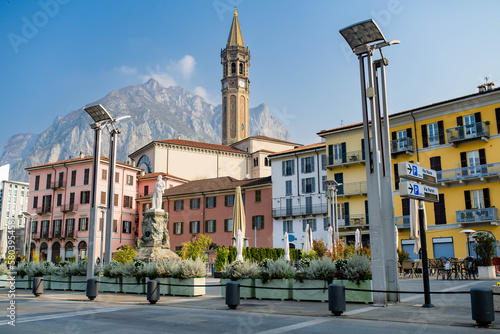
left=340, top=19, right=400, bottom=306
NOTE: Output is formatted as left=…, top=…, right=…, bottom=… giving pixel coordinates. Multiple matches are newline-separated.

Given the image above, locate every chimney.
left=486, top=82, right=495, bottom=91
left=477, top=84, right=486, bottom=93
left=79, top=151, right=84, bottom=159
left=131, top=158, right=135, bottom=167
left=140, top=170, right=145, bottom=176
left=177, top=136, right=181, bottom=139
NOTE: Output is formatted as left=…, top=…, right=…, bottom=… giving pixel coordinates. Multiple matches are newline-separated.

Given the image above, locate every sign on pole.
left=398, top=162, right=437, bottom=185
left=399, top=181, right=439, bottom=202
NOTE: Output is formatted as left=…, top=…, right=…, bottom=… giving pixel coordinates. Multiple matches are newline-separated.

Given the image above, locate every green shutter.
left=189, top=221, right=193, bottom=234
left=204, top=221, right=208, bottom=233
left=225, top=195, right=228, bottom=206
left=252, top=216, right=256, bottom=229
left=213, top=220, right=216, bottom=233
left=224, top=219, right=228, bottom=232
left=180, top=222, right=184, bottom=234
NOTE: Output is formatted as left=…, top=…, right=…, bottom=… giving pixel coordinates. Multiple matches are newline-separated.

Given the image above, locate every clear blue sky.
left=1, top=0, right=499, bottom=151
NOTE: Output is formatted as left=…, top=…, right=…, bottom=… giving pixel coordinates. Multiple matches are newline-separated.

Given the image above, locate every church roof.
left=227, top=7, right=245, bottom=47
left=155, top=139, right=248, bottom=154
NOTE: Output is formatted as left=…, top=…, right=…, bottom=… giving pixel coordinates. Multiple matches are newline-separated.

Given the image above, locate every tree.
left=113, top=245, right=137, bottom=264
left=180, top=234, right=212, bottom=261
left=473, top=231, right=497, bottom=266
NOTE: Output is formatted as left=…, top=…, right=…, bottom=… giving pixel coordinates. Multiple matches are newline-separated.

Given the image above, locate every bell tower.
left=221, top=7, right=250, bottom=145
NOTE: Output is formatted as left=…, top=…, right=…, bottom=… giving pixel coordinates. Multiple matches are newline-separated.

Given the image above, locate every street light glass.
left=84, top=104, right=112, bottom=123
left=339, top=19, right=386, bottom=50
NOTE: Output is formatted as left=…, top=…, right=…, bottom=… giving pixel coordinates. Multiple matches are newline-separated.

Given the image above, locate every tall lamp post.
left=324, top=180, right=340, bottom=249
left=460, top=229, right=476, bottom=257
left=21, top=212, right=33, bottom=259
left=98, top=205, right=106, bottom=267
left=340, top=19, right=400, bottom=305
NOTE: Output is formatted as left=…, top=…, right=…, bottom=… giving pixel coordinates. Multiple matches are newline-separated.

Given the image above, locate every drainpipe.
left=411, top=110, right=419, bottom=162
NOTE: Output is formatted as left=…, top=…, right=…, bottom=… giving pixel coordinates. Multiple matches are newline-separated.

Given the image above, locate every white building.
left=268, top=143, right=330, bottom=250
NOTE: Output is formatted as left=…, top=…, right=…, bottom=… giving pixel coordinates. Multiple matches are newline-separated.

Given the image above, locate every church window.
left=239, top=63, right=243, bottom=74
left=254, top=158, right=259, bottom=167
left=231, top=62, right=236, bottom=74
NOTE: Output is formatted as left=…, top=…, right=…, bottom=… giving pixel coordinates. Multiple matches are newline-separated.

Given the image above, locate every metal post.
left=87, top=125, right=102, bottom=280
left=419, top=200, right=433, bottom=308
left=105, top=129, right=118, bottom=265
left=329, top=187, right=335, bottom=249
left=27, top=217, right=33, bottom=261
left=99, top=208, right=105, bottom=267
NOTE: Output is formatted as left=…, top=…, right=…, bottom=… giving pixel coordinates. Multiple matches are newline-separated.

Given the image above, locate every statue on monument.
left=151, top=175, right=166, bottom=211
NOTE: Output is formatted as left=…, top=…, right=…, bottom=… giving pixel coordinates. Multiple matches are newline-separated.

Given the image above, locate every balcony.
left=273, top=203, right=328, bottom=218
left=41, top=230, right=49, bottom=239
left=61, top=203, right=78, bottom=213
left=395, top=215, right=410, bottom=229
left=437, top=162, right=500, bottom=184
left=66, top=230, right=75, bottom=238
left=339, top=214, right=368, bottom=228
left=51, top=180, right=66, bottom=190
left=327, top=150, right=365, bottom=168
left=52, top=230, right=62, bottom=238
left=391, top=137, right=415, bottom=156
left=36, top=206, right=52, bottom=215
left=456, top=207, right=499, bottom=226
left=446, top=122, right=490, bottom=147
left=338, top=181, right=367, bottom=197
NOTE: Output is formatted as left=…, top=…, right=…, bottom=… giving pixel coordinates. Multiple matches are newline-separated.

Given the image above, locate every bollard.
left=471, top=287, right=495, bottom=327
left=328, top=283, right=345, bottom=316
left=226, top=281, right=240, bottom=309
left=147, top=280, right=160, bottom=304
left=86, top=278, right=99, bottom=301
left=33, top=277, right=44, bottom=297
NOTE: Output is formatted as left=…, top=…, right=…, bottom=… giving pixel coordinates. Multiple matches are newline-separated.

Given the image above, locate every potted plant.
left=154, top=259, right=177, bottom=295
left=52, top=261, right=72, bottom=290
left=170, top=258, right=206, bottom=296
left=101, top=261, right=123, bottom=293
left=41, top=261, right=57, bottom=290
left=69, top=261, right=91, bottom=291
left=293, top=258, right=336, bottom=302
left=255, top=258, right=295, bottom=300
left=122, top=261, right=147, bottom=294
left=14, top=262, right=31, bottom=289
left=221, top=260, right=259, bottom=299
left=474, top=231, right=497, bottom=280
left=336, top=254, right=373, bottom=303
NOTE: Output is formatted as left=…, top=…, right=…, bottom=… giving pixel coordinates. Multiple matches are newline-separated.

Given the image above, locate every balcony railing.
left=456, top=207, right=498, bottom=223
left=395, top=215, right=410, bottom=228
left=52, top=230, right=62, bottom=238
left=273, top=203, right=328, bottom=218
left=446, top=122, right=490, bottom=146
left=36, top=206, right=52, bottom=215
left=41, top=230, right=49, bottom=239
left=66, top=230, right=75, bottom=238
left=61, top=203, right=78, bottom=213
left=327, top=150, right=365, bottom=167
left=338, top=182, right=367, bottom=197
left=391, top=137, right=415, bottom=155
left=51, top=180, right=66, bottom=190
left=437, top=162, right=500, bottom=183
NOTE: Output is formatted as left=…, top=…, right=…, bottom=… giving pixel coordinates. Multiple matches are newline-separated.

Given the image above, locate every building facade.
left=25, top=156, right=142, bottom=262
left=268, top=143, right=329, bottom=250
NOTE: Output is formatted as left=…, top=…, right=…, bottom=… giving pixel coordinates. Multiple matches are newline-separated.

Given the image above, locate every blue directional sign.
left=399, top=181, right=439, bottom=202
left=398, top=162, right=437, bottom=185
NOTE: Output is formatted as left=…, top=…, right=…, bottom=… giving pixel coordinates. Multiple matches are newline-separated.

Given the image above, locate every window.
left=464, top=114, right=476, bottom=138
left=46, top=173, right=52, bottom=189
left=265, top=157, right=270, bottom=166
left=113, top=219, right=117, bottom=233
left=84, top=168, right=90, bottom=185
left=224, top=219, right=233, bottom=232
left=102, top=169, right=107, bottom=180
left=123, top=195, right=133, bottom=209
left=286, top=198, right=292, bottom=216
left=428, top=123, right=439, bottom=146
left=252, top=216, right=264, bottom=230
left=321, top=154, right=326, bottom=170
left=114, top=194, right=119, bottom=207
left=471, top=190, right=485, bottom=209
left=225, top=195, right=234, bottom=207
left=34, top=175, right=40, bottom=191
left=231, top=62, right=236, bottom=74
left=58, top=172, right=64, bottom=187
left=79, top=217, right=88, bottom=231
left=33, top=196, right=38, bottom=209
left=80, top=191, right=90, bottom=204
left=285, top=180, right=292, bottom=196
left=122, top=221, right=131, bottom=234
left=333, top=143, right=346, bottom=164
left=467, top=151, right=481, bottom=175
left=302, top=219, right=317, bottom=232
left=69, top=192, right=75, bottom=205
left=323, top=217, right=330, bottom=231
left=66, top=219, right=75, bottom=237
left=42, top=195, right=52, bottom=212
left=205, top=220, right=216, bottom=233
left=173, top=222, right=183, bottom=235
left=100, top=191, right=106, bottom=205
left=322, top=175, right=327, bottom=192
left=239, top=63, right=243, bottom=74
left=115, top=172, right=120, bottom=183
left=206, top=196, right=216, bottom=208
left=190, top=198, right=200, bottom=210
left=301, top=177, right=315, bottom=194
left=174, top=200, right=184, bottom=211
left=305, top=196, right=313, bottom=214
left=31, top=221, right=38, bottom=233
left=144, top=185, right=149, bottom=196
left=253, top=158, right=259, bottom=167
left=126, top=175, right=134, bottom=186
left=189, top=221, right=200, bottom=234
left=301, top=157, right=315, bottom=173
left=397, top=130, right=407, bottom=150
left=71, top=170, right=77, bottom=187
left=283, top=220, right=293, bottom=233
left=56, top=193, right=62, bottom=207
left=53, top=219, right=62, bottom=237
left=282, top=160, right=295, bottom=176
left=255, top=190, right=261, bottom=203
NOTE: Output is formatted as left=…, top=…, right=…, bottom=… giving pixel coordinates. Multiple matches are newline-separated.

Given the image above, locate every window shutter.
left=252, top=216, right=256, bottom=230
left=189, top=221, right=193, bottom=234
left=225, top=195, right=228, bottom=206
left=361, top=138, right=365, bottom=160
left=394, top=163, right=400, bottom=190
left=456, top=116, right=463, bottom=127
left=311, top=156, right=315, bottom=171
left=283, top=222, right=286, bottom=234
left=301, top=179, right=305, bottom=194
left=460, top=152, right=467, bottom=168
left=181, top=222, right=184, bottom=234
left=430, top=157, right=442, bottom=172
left=190, top=199, right=193, bottom=209
left=464, top=190, right=471, bottom=210
left=479, top=148, right=486, bottom=165
left=291, top=160, right=295, bottom=175
left=312, top=219, right=316, bottom=232
left=301, top=158, right=305, bottom=173
left=344, top=203, right=350, bottom=225
left=341, top=142, right=347, bottom=163
left=474, top=112, right=482, bottom=123
left=302, top=220, right=306, bottom=232
left=437, top=121, right=445, bottom=144
left=225, top=219, right=228, bottom=232
left=311, top=178, right=316, bottom=193
left=204, top=221, right=208, bottom=233
left=328, top=145, right=334, bottom=165
left=406, top=128, right=412, bottom=139
left=282, top=161, right=286, bottom=176
left=261, top=217, right=264, bottom=230
left=391, top=131, right=397, bottom=141
left=214, top=197, right=216, bottom=207
left=365, top=200, right=369, bottom=225
left=402, top=198, right=410, bottom=216
left=496, top=108, right=500, bottom=134
left=483, top=188, right=490, bottom=208
left=421, top=124, right=428, bottom=148
left=80, top=191, right=83, bottom=204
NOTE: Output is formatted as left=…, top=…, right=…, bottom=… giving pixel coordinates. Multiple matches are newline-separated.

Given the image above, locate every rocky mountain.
left=0, top=79, right=291, bottom=182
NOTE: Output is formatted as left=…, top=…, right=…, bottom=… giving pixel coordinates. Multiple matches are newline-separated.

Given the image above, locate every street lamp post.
left=98, top=206, right=106, bottom=267
left=21, top=212, right=33, bottom=260
left=340, top=19, right=400, bottom=305
left=460, top=229, right=476, bottom=257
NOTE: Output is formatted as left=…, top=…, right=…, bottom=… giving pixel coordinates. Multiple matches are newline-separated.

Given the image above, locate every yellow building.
left=319, top=83, right=500, bottom=259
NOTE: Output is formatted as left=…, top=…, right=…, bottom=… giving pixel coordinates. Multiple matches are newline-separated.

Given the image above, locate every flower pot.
left=51, top=275, right=71, bottom=290
left=171, top=277, right=205, bottom=296
left=337, top=279, right=373, bottom=303
left=43, top=275, right=52, bottom=290
left=220, top=278, right=255, bottom=299
left=16, top=275, right=31, bottom=289
left=70, top=276, right=88, bottom=291
left=478, top=266, right=496, bottom=280
left=293, top=279, right=329, bottom=302
left=99, top=277, right=122, bottom=293
left=0, top=275, right=8, bottom=288
left=122, top=277, right=146, bottom=294
left=255, top=279, right=293, bottom=301
left=154, top=277, right=171, bottom=295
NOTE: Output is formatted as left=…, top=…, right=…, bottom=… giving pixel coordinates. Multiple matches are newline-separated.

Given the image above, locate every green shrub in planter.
left=293, top=259, right=337, bottom=301
left=154, top=259, right=177, bottom=295
left=221, top=260, right=259, bottom=298
left=171, top=258, right=206, bottom=296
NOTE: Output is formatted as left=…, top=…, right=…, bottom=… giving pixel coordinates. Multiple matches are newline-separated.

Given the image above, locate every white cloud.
left=193, top=86, right=213, bottom=104
left=116, top=65, right=138, bottom=75
left=168, top=55, right=196, bottom=80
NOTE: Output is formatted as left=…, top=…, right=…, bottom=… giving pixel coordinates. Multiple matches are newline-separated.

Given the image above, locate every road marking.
left=254, top=318, right=331, bottom=334
left=0, top=307, right=126, bottom=326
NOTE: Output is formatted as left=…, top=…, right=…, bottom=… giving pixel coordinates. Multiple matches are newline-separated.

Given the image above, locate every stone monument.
left=136, top=176, right=179, bottom=262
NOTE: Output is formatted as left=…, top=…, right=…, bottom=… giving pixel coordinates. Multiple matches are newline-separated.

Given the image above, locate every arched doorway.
left=78, top=241, right=87, bottom=262
left=64, top=241, right=74, bottom=261
left=51, top=242, right=61, bottom=263
left=40, top=242, right=48, bottom=262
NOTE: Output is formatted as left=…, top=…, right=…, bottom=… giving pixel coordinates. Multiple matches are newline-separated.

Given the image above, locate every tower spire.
left=226, top=6, right=244, bottom=47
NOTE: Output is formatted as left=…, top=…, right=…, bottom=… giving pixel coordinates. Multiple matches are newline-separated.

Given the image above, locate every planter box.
left=478, top=266, right=496, bottom=280
left=154, top=277, right=171, bottom=295
left=338, top=279, right=373, bottom=303
left=51, top=275, right=71, bottom=290
left=293, top=279, right=329, bottom=302
left=16, top=275, right=31, bottom=289
left=43, top=275, right=51, bottom=290
left=122, top=277, right=146, bottom=294
left=0, top=275, right=8, bottom=288
left=171, top=277, right=205, bottom=297
left=255, top=279, right=293, bottom=301
left=71, top=276, right=88, bottom=291
left=492, top=285, right=500, bottom=312
left=220, top=278, right=256, bottom=299
left=99, top=277, right=122, bottom=293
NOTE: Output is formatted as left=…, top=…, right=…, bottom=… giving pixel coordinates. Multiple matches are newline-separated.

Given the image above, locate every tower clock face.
left=238, top=80, right=245, bottom=88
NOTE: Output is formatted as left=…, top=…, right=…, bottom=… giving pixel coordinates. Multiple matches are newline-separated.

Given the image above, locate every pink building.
left=26, top=156, right=142, bottom=262
left=136, top=176, right=273, bottom=250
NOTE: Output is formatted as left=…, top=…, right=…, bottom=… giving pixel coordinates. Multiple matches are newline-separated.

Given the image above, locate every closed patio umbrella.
left=410, top=199, right=427, bottom=255
left=235, top=229, right=244, bottom=262
left=284, top=232, right=290, bottom=261
left=303, top=224, right=313, bottom=254
left=327, top=226, right=334, bottom=254
left=355, top=228, right=361, bottom=250
left=232, top=186, right=246, bottom=246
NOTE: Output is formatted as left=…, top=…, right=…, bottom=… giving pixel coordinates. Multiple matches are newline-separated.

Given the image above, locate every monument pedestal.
left=136, top=210, right=179, bottom=262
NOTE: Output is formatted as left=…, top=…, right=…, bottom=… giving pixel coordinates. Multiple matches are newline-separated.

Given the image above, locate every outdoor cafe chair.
left=402, top=260, right=414, bottom=278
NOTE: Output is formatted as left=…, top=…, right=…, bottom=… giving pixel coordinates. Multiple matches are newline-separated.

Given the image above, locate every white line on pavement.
left=253, top=318, right=331, bottom=334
